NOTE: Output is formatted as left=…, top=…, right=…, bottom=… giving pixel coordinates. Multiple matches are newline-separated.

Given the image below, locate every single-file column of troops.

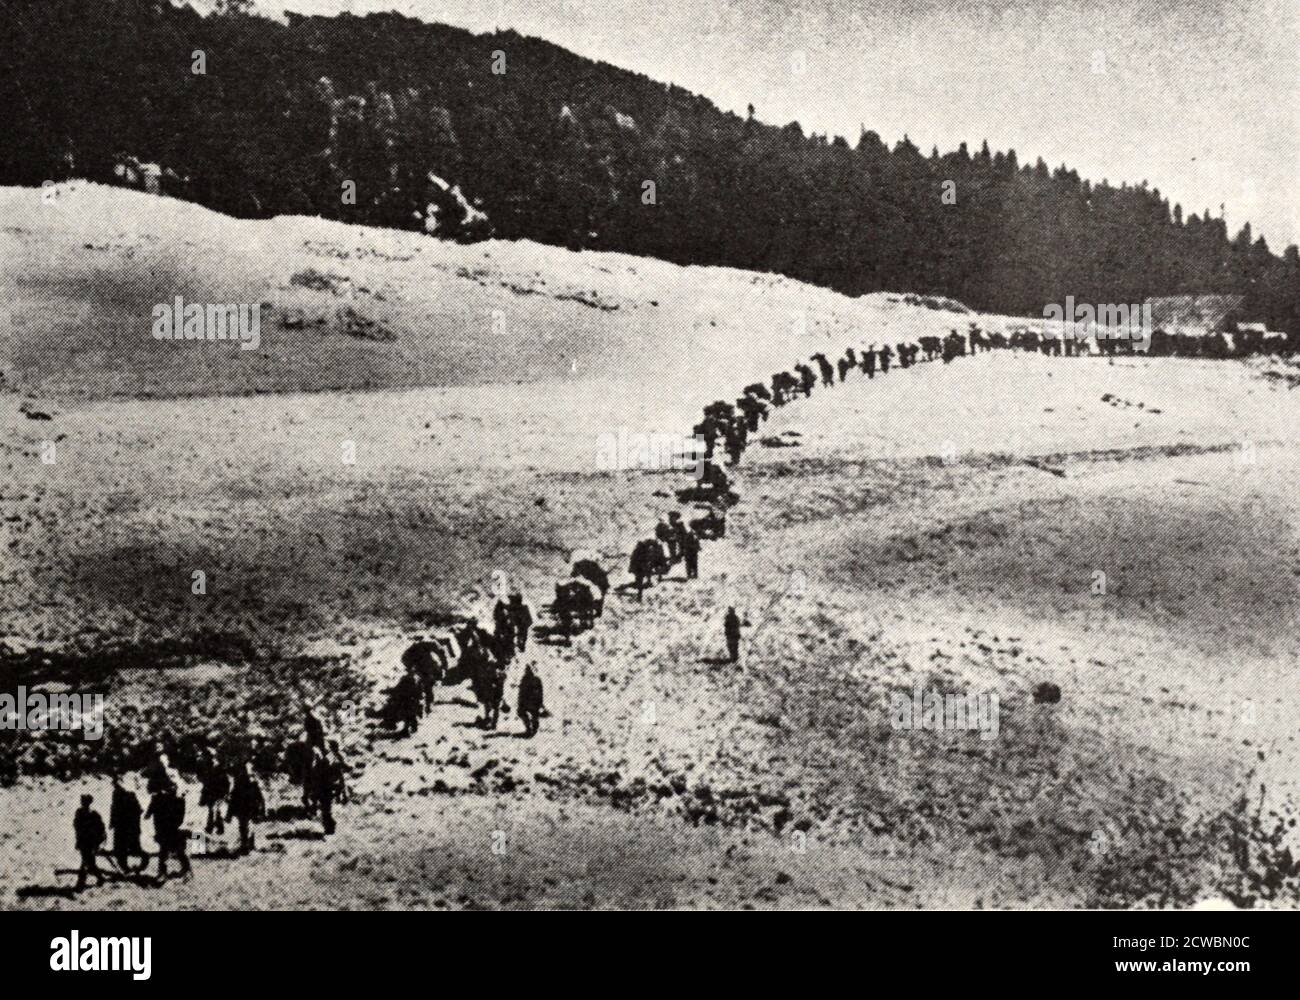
left=64, top=316, right=1287, bottom=889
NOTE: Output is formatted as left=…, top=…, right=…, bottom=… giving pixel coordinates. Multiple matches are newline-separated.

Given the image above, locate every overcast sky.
left=244, top=0, right=1298, bottom=250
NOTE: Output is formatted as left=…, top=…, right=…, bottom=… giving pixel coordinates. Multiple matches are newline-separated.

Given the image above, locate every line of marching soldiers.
left=660, top=325, right=1003, bottom=670
left=627, top=510, right=710, bottom=598
left=390, top=590, right=545, bottom=738
left=64, top=321, right=1007, bottom=891
left=486, top=326, right=1003, bottom=740
left=688, top=325, right=1003, bottom=478
left=62, top=323, right=1000, bottom=891
left=380, top=330, right=989, bottom=745
left=389, top=518, right=719, bottom=740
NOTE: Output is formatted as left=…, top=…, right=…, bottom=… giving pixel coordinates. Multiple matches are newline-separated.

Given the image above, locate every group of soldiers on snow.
left=64, top=310, right=1287, bottom=891
left=687, top=327, right=980, bottom=479
left=71, top=717, right=347, bottom=889
left=68, top=319, right=1013, bottom=892
left=389, top=591, right=540, bottom=738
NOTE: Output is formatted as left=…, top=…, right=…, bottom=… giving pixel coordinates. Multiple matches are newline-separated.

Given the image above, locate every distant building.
left=1143, top=294, right=1245, bottom=337
left=1137, top=294, right=1289, bottom=357
left=1233, top=320, right=1289, bottom=349
left=113, top=156, right=162, bottom=194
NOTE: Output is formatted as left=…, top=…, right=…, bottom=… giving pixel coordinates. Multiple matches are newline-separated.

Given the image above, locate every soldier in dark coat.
left=518, top=664, right=545, bottom=738
left=724, top=606, right=743, bottom=664
left=227, top=761, right=265, bottom=855
left=554, top=580, right=576, bottom=635
left=796, top=363, right=817, bottom=396
left=146, top=782, right=190, bottom=879
left=144, top=745, right=172, bottom=796
left=307, top=747, right=338, bottom=836
left=492, top=598, right=516, bottom=665
left=403, top=639, right=443, bottom=713
left=724, top=420, right=747, bottom=465
left=198, top=748, right=230, bottom=836
left=681, top=526, right=701, bottom=579
left=303, top=706, right=326, bottom=751
left=736, top=394, right=764, bottom=432
left=74, top=794, right=107, bottom=889
left=284, top=730, right=316, bottom=812
left=695, top=417, right=718, bottom=461
left=508, top=591, right=534, bottom=652
left=391, top=672, right=421, bottom=737
left=110, top=774, right=146, bottom=873
left=655, top=515, right=677, bottom=561
left=480, top=661, right=507, bottom=730
left=669, top=511, right=689, bottom=560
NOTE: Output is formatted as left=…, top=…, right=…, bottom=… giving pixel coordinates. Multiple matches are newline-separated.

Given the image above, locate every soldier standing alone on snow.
left=681, top=526, right=700, bottom=580
left=724, top=606, right=744, bottom=664
left=518, top=664, right=545, bottom=738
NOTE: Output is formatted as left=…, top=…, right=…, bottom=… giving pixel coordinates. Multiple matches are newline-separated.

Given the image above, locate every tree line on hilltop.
left=4, top=0, right=1297, bottom=334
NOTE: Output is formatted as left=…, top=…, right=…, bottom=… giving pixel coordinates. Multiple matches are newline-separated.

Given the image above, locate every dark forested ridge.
left=4, top=0, right=1298, bottom=332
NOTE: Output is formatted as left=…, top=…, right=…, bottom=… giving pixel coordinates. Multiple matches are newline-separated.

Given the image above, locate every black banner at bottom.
left=0, top=910, right=1284, bottom=987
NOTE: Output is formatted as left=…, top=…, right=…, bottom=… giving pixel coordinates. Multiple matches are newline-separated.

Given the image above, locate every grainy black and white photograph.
left=1, top=0, right=1298, bottom=931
